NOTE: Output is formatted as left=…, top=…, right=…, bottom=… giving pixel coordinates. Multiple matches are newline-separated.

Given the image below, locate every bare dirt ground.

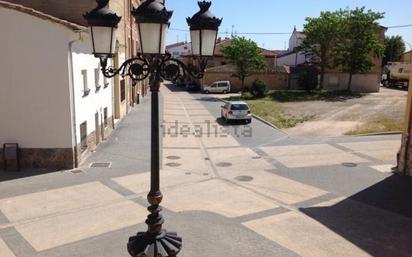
left=283, top=87, right=407, bottom=137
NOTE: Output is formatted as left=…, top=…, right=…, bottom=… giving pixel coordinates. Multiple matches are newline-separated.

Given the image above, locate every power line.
left=227, top=32, right=290, bottom=35
left=387, top=24, right=412, bottom=29
left=169, top=28, right=290, bottom=35
left=169, top=24, right=412, bottom=35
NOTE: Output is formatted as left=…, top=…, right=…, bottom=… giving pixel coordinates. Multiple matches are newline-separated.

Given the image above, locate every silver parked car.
left=203, top=81, right=231, bottom=94
left=221, top=101, right=252, bottom=123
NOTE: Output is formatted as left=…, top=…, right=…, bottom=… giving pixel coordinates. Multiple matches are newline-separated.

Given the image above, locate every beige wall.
left=202, top=72, right=288, bottom=92
left=8, top=0, right=140, bottom=119
left=0, top=7, right=73, bottom=148
left=323, top=72, right=381, bottom=92
left=401, top=51, right=412, bottom=63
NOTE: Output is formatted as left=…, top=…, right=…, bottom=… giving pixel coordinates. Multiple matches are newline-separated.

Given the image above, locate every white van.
left=203, top=81, right=231, bottom=94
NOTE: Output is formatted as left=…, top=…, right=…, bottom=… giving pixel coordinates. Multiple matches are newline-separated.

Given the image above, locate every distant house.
left=276, top=27, right=307, bottom=67
left=0, top=2, right=116, bottom=170
left=206, top=38, right=279, bottom=69
left=166, top=42, right=192, bottom=60
left=275, top=26, right=387, bottom=92
left=180, top=38, right=288, bottom=91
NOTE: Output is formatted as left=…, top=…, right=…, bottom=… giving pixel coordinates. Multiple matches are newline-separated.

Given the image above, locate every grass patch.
left=247, top=100, right=313, bottom=128
left=345, top=118, right=404, bottom=135
left=267, top=90, right=364, bottom=102
left=222, top=89, right=365, bottom=129
left=224, top=90, right=365, bottom=103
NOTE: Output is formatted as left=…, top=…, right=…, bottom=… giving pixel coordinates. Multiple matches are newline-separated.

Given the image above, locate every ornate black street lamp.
left=84, top=0, right=221, bottom=256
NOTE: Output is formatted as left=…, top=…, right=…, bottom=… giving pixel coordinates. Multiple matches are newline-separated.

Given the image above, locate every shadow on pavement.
left=301, top=174, right=412, bottom=257
left=163, top=82, right=186, bottom=92
left=194, top=96, right=221, bottom=102
left=382, top=85, right=408, bottom=92
left=0, top=168, right=61, bottom=182
left=216, top=117, right=251, bottom=127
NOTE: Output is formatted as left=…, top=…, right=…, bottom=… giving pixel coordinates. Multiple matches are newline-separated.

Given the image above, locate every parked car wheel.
left=204, top=90, right=209, bottom=94
left=223, top=90, right=227, bottom=94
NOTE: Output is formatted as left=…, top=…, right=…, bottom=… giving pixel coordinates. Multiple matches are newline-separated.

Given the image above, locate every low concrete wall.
left=202, top=72, right=288, bottom=92
left=323, top=72, right=381, bottom=93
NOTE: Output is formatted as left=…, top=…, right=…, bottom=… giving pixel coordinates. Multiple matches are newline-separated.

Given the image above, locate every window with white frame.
left=81, top=69, right=90, bottom=96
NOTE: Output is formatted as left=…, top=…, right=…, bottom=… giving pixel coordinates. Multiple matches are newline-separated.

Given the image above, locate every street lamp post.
left=84, top=0, right=221, bottom=256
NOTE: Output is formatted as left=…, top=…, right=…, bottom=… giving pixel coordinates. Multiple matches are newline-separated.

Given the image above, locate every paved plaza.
left=1, top=86, right=412, bottom=257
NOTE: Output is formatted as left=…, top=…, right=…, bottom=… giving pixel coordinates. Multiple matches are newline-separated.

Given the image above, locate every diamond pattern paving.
left=15, top=200, right=146, bottom=252
left=220, top=169, right=328, bottom=205
left=163, top=148, right=211, bottom=174
left=0, top=182, right=122, bottom=223
left=162, top=179, right=277, bottom=218
left=112, top=169, right=210, bottom=195
left=260, top=144, right=368, bottom=168
left=208, top=147, right=272, bottom=172
left=0, top=238, right=15, bottom=257
left=0, top=182, right=147, bottom=252
left=243, top=212, right=371, bottom=257
left=338, top=140, right=399, bottom=162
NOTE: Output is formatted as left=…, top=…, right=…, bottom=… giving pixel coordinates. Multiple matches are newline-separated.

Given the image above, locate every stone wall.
left=1, top=116, right=115, bottom=171
left=1, top=147, right=74, bottom=171
left=202, top=72, right=288, bottom=92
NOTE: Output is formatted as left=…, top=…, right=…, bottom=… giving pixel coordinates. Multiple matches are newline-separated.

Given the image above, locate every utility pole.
left=397, top=71, right=412, bottom=177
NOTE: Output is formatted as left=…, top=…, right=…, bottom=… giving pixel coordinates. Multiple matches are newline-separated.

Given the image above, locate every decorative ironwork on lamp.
left=84, top=1, right=221, bottom=256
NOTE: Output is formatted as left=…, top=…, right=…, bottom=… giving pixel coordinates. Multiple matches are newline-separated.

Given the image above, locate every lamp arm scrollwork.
left=100, top=53, right=209, bottom=82
left=100, top=55, right=151, bottom=81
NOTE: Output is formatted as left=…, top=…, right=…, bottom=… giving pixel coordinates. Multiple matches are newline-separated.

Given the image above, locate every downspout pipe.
left=68, top=31, right=84, bottom=168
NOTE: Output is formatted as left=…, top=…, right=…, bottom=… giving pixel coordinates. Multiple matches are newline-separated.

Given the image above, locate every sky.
left=164, top=0, right=412, bottom=51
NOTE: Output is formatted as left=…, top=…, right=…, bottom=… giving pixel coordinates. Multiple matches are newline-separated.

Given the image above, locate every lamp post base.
left=128, top=230, right=182, bottom=257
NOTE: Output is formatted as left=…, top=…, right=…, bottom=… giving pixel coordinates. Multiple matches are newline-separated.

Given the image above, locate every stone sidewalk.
left=0, top=86, right=412, bottom=257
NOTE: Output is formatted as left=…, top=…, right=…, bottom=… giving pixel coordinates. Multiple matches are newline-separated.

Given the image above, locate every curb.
left=218, top=98, right=229, bottom=104
left=252, top=114, right=285, bottom=132
left=348, top=131, right=403, bottom=137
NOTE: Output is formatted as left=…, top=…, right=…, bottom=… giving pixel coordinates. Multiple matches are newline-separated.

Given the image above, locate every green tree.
left=221, top=36, right=266, bottom=92
left=299, top=11, right=342, bottom=90
left=383, top=35, right=406, bottom=65
left=335, top=7, right=385, bottom=91
left=298, top=65, right=319, bottom=92
left=250, top=80, right=267, bottom=98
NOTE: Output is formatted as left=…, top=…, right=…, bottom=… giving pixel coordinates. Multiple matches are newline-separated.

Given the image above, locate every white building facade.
left=166, top=42, right=192, bottom=60
left=276, top=26, right=384, bottom=92
left=276, top=28, right=307, bottom=67
left=0, top=2, right=115, bottom=170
